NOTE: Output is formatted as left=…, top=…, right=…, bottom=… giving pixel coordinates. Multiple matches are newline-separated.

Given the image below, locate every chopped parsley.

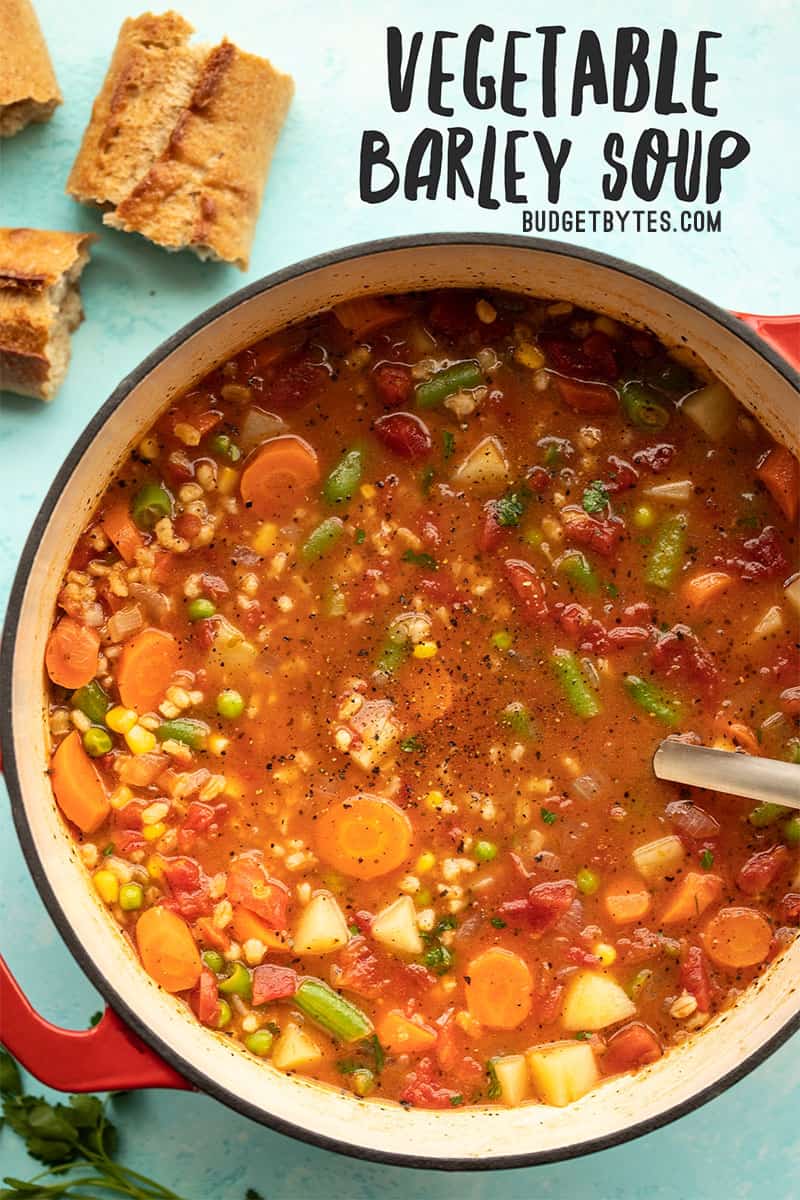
left=423, top=944, right=454, bottom=975
left=435, top=914, right=457, bottom=934
left=355, top=527, right=366, bottom=544
left=421, top=466, right=435, bottom=495
left=449, top=1094, right=464, bottom=1107
left=443, top=430, right=455, bottom=460
left=582, top=480, right=610, bottom=514
left=574, top=1031, right=591, bottom=1041
left=699, top=849, right=715, bottom=871
left=495, top=487, right=530, bottom=527
left=544, top=443, right=562, bottom=467
left=540, top=806, right=557, bottom=825
left=400, top=734, right=425, bottom=754
left=101, top=843, right=115, bottom=857
left=490, top=916, right=507, bottom=929
left=402, top=549, right=438, bottom=570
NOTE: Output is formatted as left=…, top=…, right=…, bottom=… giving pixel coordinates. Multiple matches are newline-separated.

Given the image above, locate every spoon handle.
left=653, top=740, right=800, bottom=811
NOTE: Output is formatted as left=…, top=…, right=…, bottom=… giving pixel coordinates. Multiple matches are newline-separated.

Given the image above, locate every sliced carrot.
left=703, top=906, right=772, bottom=969
left=332, top=296, right=410, bottom=338
left=45, top=617, right=100, bottom=689
left=102, top=502, right=145, bottom=566
left=239, top=434, right=320, bottom=518
left=712, top=712, right=761, bottom=755
left=377, top=1010, right=438, bottom=1055
left=681, top=571, right=733, bottom=610
left=756, top=444, right=799, bottom=523
left=51, top=730, right=110, bottom=834
left=660, top=872, right=723, bottom=924
left=232, top=905, right=293, bottom=953
left=314, top=794, right=413, bottom=880
left=195, top=916, right=230, bottom=953
left=251, top=326, right=306, bottom=370
left=117, top=628, right=180, bottom=713
left=465, top=947, right=533, bottom=1030
left=604, top=875, right=652, bottom=925
left=399, top=660, right=455, bottom=728
left=136, top=906, right=202, bottom=993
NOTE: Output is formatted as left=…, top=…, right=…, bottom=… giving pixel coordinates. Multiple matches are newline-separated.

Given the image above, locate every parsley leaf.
left=582, top=480, right=610, bottom=514
left=495, top=488, right=529, bottom=527
left=574, top=1031, right=592, bottom=1041
left=443, top=430, right=455, bottom=461
left=486, top=1060, right=502, bottom=1100
left=355, top=527, right=366, bottom=544
left=449, top=1094, right=464, bottom=1107
left=402, top=549, right=438, bottom=570
left=490, top=916, right=507, bottom=929
left=540, top=806, right=557, bottom=825
left=400, top=734, right=425, bottom=754
left=700, top=849, right=714, bottom=870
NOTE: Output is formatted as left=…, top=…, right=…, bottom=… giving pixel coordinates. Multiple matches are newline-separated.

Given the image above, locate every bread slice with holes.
left=66, top=10, right=294, bottom=269
left=0, top=0, right=62, bottom=137
left=0, top=228, right=94, bottom=400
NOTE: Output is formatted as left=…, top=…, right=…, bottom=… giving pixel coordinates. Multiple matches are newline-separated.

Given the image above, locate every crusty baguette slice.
left=0, top=228, right=94, bottom=400
left=67, top=10, right=294, bottom=269
left=0, top=0, right=62, bottom=137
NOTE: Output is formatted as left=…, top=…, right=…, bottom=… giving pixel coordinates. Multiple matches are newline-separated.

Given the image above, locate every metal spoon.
left=653, top=738, right=800, bottom=811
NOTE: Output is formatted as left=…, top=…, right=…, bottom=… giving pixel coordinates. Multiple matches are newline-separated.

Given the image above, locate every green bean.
left=557, top=550, right=599, bottom=595
left=376, top=625, right=409, bottom=675
left=131, top=482, right=172, bottom=530
left=624, top=675, right=681, bottom=726
left=301, top=517, right=344, bottom=563
left=219, top=962, right=252, bottom=1001
left=202, top=950, right=225, bottom=974
left=72, top=680, right=110, bottom=726
left=782, top=816, right=800, bottom=846
left=645, top=513, right=687, bottom=590
left=294, top=979, right=373, bottom=1042
left=498, top=701, right=535, bottom=739
left=748, top=802, right=787, bottom=828
left=621, top=381, right=671, bottom=431
left=323, top=449, right=364, bottom=504
left=155, top=717, right=209, bottom=750
left=416, top=360, right=483, bottom=409
left=550, top=650, right=602, bottom=719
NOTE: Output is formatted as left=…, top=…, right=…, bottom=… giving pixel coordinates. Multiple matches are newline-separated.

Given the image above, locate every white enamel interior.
left=8, top=240, right=800, bottom=1165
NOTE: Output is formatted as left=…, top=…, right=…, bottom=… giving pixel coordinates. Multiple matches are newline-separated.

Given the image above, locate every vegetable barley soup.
left=46, top=290, right=800, bottom=1110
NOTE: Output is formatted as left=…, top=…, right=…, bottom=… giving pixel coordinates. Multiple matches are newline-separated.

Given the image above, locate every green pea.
left=351, top=1068, right=375, bottom=1097
left=72, top=680, right=110, bottom=725
left=473, top=840, right=498, bottom=863
left=155, top=718, right=209, bottom=750
left=118, top=882, right=143, bottom=911
left=217, top=999, right=232, bottom=1029
left=219, top=962, right=252, bottom=1001
left=576, top=868, right=600, bottom=895
left=323, top=448, right=364, bottom=504
left=782, top=816, right=800, bottom=846
left=83, top=727, right=113, bottom=758
left=131, top=482, right=172, bottom=530
left=187, top=598, right=217, bottom=622
left=245, top=1030, right=274, bottom=1057
left=209, top=434, right=242, bottom=462
left=301, top=517, right=345, bottom=563
left=216, top=689, right=245, bottom=720
left=491, top=630, right=513, bottom=651
left=202, top=949, right=225, bottom=974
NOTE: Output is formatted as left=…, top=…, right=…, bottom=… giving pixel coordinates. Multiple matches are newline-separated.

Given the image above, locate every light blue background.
left=1, top=2, right=798, bottom=1196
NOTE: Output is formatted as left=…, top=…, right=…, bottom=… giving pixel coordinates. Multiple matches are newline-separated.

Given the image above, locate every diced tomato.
left=161, top=449, right=195, bottom=486
left=602, top=1022, right=662, bottom=1075
left=526, top=465, right=551, bottom=492
left=373, top=363, right=413, bottom=407
left=267, top=353, right=325, bottom=410
left=542, top=333, right=617, bottom=383
left=622, top=601, right=654, bottom=625
left=427, top=292, right=480, bottom=336
left=499, top=880, right=576, bottom=935
left=200, top=573, right=229, bottom=599
left=163, top=856, right=212, bottom=920
left=553, top=376, right=618, bottom=414
left=561, top=507, right=624, bottom=557
left=352, top=910, right=374, bottom=935
left=582, top=331, right=619, bottom=380
left=169, top=401, right=222, bottom=439
left=113, top=829, right=146, bottom=855
left=615, top=926, right=662, bottom=964
left=251, top=963, right=297, bottom=1005
left=736, top=845, right=790, bottom=896
left=189, top=967, right=221, bottom=1026
left=174, top=512, right=202, bottom=541
left=177, top=801, right=227, bottom=854
left=477, top=502, right=504, bottom=553
left=194, top=616, right=220, bottom=649
left=417, top=510, right=441, bottom=548
left=537, top=981, right=565, bottom=1023
left=651, top=624, right=718, bottom=694
left=606, top=625, right=652, bottom=649
left=604, top=455, right=639, bottom=493
left=504, top=559, right=549, bottom=624
left=115, top=800, right=146, bottom=830
left=633, top=443, right=676, bottom=474
left=713, top=526, right=789, bottom=582
left=778, top=893, right=800, bottom=923
left=352, top=564, right=388, bottom=611
left=554, top=603, right=609, bottom=654
left=373, top=411, right=432, bottom=460
left=779, top=686, right=800, bottom=717
left=565, top=945, right=601, bottom=968
left=417, top=573, right=463, bottom=606
left=69, top=530, right=101, bottom=571
left=226, top=859, right=289, bottom=930
left=398, top=1056, right=464, bottom=1109
left=679, top=945, right=712, bottom=1012
left=435, top=1015, right=484, bottom=1082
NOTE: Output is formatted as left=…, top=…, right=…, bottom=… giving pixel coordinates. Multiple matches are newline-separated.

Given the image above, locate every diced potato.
left=453, top=436, right=510, bottom=492
left=293, top=891, right=349, bottom=955
left=785, top=575, right=800, bottom=617
left=643, top=480, right=694, bottom=504
left=751, top=605, right=785, bottom=640
left=208, top=615, right=257, bottom=675
left=272, top=1021, right=322, bottom=1071
left=632, top=835, right=685, bottom=883
left=492, top=1054, right=529, bottom=1107
left=371, top=895, right=424, bottom=956
left=561, top=971, right=636, bottom=1031
left=682, top=382, right=738, bottom=441
left=348, top=697, right=402, bottom=771
left=526, top=1041, right=600, bottom=1107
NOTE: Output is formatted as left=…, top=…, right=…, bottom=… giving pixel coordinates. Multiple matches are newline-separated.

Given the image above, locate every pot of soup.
left=1, top=234, right=798, bottom=1169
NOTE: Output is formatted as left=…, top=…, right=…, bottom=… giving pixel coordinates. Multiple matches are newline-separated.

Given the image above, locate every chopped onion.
left=571, top=772, right=608, bottom=802
left=643, top=479, right=694, bottom=503
left=751, top=605, right=785, bottom=640
left=665, top=800, right=720, bottom=840
left=785, top=573, right=800, bottom=617
left=106, top=603, right=144, bottom=643
left=116, top=752, right=168, bottom=786
left=239, top=407, right=286, bottom=452
left=129, top=582, right=170, bottom=623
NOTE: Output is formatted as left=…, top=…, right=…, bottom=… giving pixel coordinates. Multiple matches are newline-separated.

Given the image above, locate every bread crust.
left=0, top=0, right=62, bottom=137
left=0, top=228, right=94, bottom=400
left=67, top=10, right=294, bottom=269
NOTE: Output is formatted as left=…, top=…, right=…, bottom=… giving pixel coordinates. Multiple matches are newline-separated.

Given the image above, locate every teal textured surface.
left=1, top=1, right=798, bottom=1196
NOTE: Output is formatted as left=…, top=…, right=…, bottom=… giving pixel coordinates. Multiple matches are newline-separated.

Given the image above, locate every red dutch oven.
left=1, top=235, right=798, bottom=1169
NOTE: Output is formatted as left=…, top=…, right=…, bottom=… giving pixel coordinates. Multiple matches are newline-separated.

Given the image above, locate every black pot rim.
left=2, top=232, right=798, bottom=1172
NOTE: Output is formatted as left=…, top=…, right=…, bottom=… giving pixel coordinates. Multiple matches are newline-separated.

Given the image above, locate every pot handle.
left=0, top=954, right=191, bottom=1092
left=734, top=313, right=800, bottom=371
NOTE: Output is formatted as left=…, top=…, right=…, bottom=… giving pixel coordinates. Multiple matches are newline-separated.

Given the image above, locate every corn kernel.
left=216, top=465, right=239, bottom=496
left=141, top=801, right=169, bottom=826
left=476, top=299, right=497, bottom=324
left=425, top=790, right=445, bottom=811
left=125, top=724, right=157, bottom=755
left=109, top=785, right=133, bottom=810
left=107, top=706, right=138, bottom=734
left=93, top=869, right=119, bottom=904
left=252, top=521, right=278, bottom=554
left=413, top=641, right=438, bottom=659
left=416, top=852, right=436, bottom=874
left=208, top=733, right=230, bottom=756
left=360, top=483, right=376, bottom=500
left=514, top=343, right=545, bottom=371
left=146, top=855, right=166, bottom=879
left=594, top=942, right=617, bottom=966
left=142, top=821, right=167, bottom=842
left=593, top=315, right=620, bottom=338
